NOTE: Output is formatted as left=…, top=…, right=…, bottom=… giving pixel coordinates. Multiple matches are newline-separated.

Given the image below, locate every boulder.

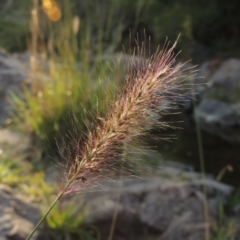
left=76, top=164, right=234, bottom=240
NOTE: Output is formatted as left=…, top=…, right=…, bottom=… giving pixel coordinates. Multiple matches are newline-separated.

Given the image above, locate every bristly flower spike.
left=26, top=40, right=190, bottom=240
left=64, top=39, right=187, bottom=194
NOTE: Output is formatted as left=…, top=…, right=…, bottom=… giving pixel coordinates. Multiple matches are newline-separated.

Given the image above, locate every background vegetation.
left=1, top=0, right=240, bottom=57
left=1, top=0, right=240, bottom=239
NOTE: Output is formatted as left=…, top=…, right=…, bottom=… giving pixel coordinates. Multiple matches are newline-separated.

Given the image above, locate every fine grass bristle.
left=62, top=39, right=193, bottom=195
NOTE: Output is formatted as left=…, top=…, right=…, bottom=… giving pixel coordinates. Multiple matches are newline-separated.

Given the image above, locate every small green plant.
left=0, top=148, right=55, bottom=199
left=0, top=151, right=24, bottom=186
left=19, top=171, right=56, bottom=201
left=46, top=202, right=100, bottom=240
left=212, top=169, right=240, bottom=240
left=44, top=200, right=99, bottom=240
left=228, top=187, right=240, bottom=211
left=212, top=219, right=239, bottom=240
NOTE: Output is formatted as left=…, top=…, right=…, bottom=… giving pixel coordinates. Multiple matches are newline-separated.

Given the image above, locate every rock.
left=208, top=59, right=240, bottom=83
left=0, top=128, right=29, bottom=150
left=192, top=58, right=240, bottom=142
left=195, top=99, right=240, bottom=142
left=76, top=164, right=234, bottom=240
left=0, top=184, right=41, bottom=240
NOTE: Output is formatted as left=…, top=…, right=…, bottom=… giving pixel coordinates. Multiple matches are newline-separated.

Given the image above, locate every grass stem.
left=26, top=181, right=72, bottom=240
left=193, top=85, right=210, bottom=240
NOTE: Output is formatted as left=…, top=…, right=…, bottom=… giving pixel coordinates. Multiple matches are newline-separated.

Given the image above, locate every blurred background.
left=0, top=0, right=240, bottom=239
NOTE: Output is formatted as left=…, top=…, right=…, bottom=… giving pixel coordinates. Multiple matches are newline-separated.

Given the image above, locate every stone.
left=192, top=58, right=240, bottom=142
left=0, top=184, right=41, bottom=240
left=76, top=164, right=234, bottom=240
left=0, top=128, right=29, bottom=154
left=194, top=99, right=240, bottom=142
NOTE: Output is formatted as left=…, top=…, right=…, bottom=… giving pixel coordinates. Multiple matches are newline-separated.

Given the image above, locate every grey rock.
left=0, top=129, right=29, bottom=157
left=193, top=58, right=240, bottom=142
left=195, top=99, right=240, bottom=142
left=0, top=184, right=41, bottom=240
left=209, top=59, right=240, bottom=85
left=195, top=99, right=238, bottom=126
left=78, top=165, right=234, bottom=240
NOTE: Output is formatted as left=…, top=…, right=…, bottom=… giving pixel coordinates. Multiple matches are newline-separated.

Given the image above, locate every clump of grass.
left=212, top=218, right=239, bottom=240
left=44, top=200, right=99, bottom=240
left=0, top=148, right=55, bottom=199
left=0, top=150, right=25, bottom=187
left=10, top=0, right=118, bottom=155
left=26, top=39, right=192, bottom=239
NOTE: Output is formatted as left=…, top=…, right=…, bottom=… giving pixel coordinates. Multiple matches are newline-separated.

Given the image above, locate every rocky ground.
left=0, top=184, right=41, bottom=240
